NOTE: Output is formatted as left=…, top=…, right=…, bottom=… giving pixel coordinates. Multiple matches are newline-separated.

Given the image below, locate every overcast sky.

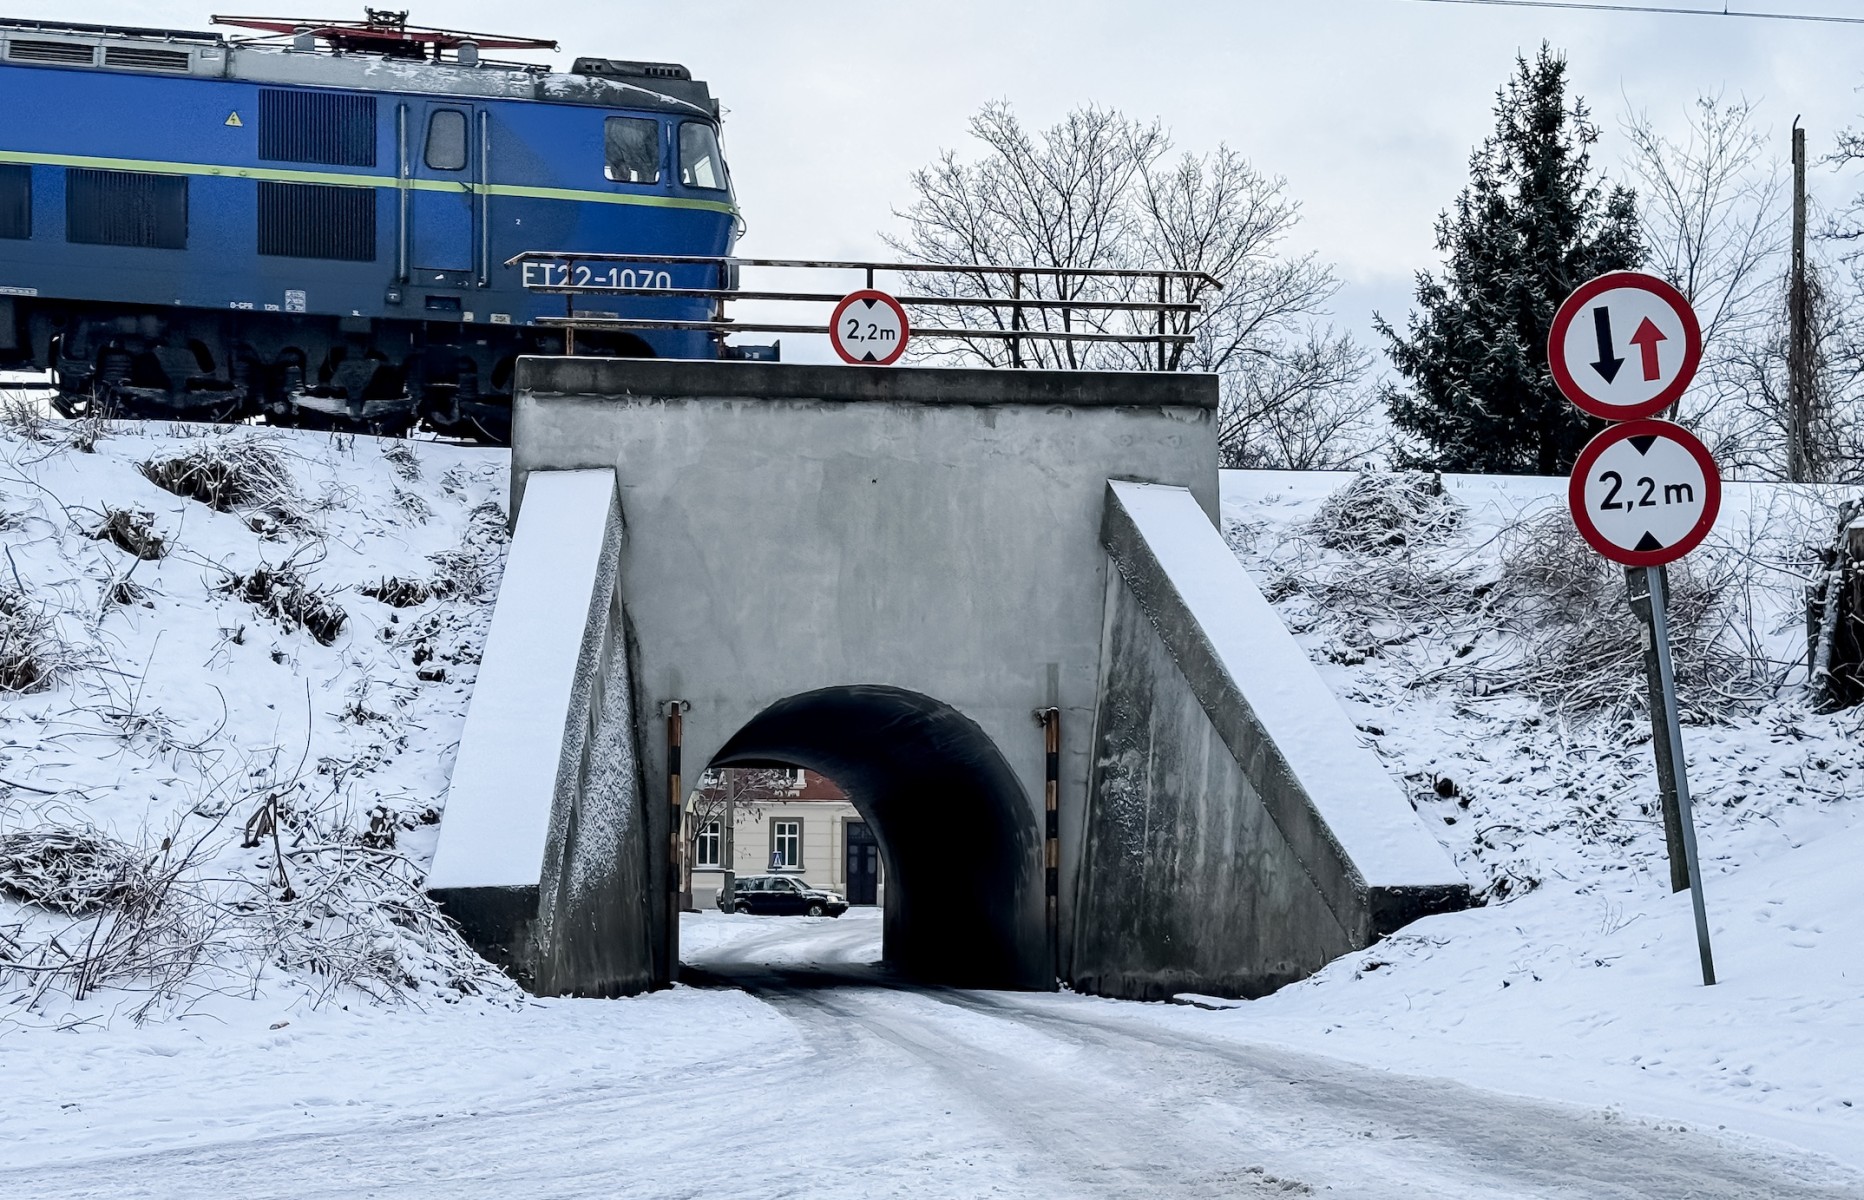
left=15, top=0, right=1864, bottom=363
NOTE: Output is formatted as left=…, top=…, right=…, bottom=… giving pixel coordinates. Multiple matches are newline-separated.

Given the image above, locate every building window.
left=770, top=819, right=801, bottom=870
left=604, top=117, right=660, bottom=183
left=695, top=819, right=720, bottom=869
left=425, top=109, right=468, bottom=171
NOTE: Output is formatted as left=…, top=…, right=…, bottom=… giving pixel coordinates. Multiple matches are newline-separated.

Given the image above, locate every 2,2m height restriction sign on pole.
left=1568, top=419, right=1722, bottom=567
left=830, top=289, right=910, bottom=365
left=1553, top=269, right=1719, bottom=988
left=1548, top=271, right=1702, bottom=421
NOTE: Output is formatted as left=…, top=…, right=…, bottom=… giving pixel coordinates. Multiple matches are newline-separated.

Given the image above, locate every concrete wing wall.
left=427, top=469, right=653, bottom=995
left=1074, top=481, right=1470, bottom=1000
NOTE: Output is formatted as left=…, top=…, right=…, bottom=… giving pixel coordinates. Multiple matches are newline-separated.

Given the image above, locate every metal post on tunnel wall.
left=664, top=700, right=689, bottom=973
left=1035, top=707, right=1060, bottom=988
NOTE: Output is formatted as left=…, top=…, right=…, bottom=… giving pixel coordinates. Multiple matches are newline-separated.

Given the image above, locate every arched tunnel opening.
left=689, top=685, right=1049, bottom=990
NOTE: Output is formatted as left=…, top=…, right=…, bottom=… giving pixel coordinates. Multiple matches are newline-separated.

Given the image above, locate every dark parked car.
left=724, top=875, right=848, bottom=917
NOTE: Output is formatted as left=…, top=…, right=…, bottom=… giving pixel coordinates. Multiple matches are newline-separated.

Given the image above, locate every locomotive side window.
left=0, top=165, right=28, bottom=240
left=678, top=122, right=727, bottom=191
left=425, top=110, right=469, bottom=172
left=604, top=117, right=660, bottom=183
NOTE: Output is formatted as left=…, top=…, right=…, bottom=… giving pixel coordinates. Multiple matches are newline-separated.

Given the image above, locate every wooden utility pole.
left=1787, top=120, right=1813, bottom=483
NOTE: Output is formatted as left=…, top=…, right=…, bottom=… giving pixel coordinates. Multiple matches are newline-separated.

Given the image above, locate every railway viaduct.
left=425, top=359, right=1469, bottom=999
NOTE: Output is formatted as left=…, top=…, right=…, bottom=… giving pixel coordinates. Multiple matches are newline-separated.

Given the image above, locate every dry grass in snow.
left=0, top=416, right=517, bottom=1023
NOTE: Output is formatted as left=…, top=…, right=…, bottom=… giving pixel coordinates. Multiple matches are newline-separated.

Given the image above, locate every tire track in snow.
left=721, top=959, right=1864, bottom=1198
left=919, top=984, right=1864, bottom=1199
left=732, top=964, right=1316, bottom=1198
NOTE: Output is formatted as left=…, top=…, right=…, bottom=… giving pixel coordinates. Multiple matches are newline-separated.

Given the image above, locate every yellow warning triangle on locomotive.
left=225, top=112, right=243, bottom=127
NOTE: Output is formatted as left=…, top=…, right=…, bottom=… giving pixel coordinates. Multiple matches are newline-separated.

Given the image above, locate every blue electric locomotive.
left=0, top=12, right=743, bottom=440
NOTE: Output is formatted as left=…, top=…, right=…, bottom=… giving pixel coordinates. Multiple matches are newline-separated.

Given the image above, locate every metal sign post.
left=1640, top=566, right=1717, bottom=985
left=1552, top=270, right=1721, bottom=987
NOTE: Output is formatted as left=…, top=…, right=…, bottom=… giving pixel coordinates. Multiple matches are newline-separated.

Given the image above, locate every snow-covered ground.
left=0, top=412, right=512, bottom=1014
left=3, top=418, right=1861, bottom=1193
left=1211, top=470, right=1864, bottom=1172
left=5, top=912, right=1858, bottom=1198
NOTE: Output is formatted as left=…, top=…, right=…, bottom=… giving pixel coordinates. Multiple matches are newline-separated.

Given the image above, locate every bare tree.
left=1622, top=93, right=1788, bottom=468
left=889, top=101, right=1378, bottom=467
left=684, top=766, right=799, bottom=905
left=1218, top=330, right=1380, bottom=469
left=1808, top=121, right=1864, bottom=483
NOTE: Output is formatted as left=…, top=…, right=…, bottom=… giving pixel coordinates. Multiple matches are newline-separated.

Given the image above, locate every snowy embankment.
left=1195, top=469, right=1864, bottom=1170
left=0, top=408, right=514, bottom=1019
left=2, top=411, right=1860, bottom=1180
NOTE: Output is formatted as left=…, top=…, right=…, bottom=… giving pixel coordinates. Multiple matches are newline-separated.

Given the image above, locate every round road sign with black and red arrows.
left=1549, top=271, right=1702, bottom=422
left=830, top=289, right=910, bottom=365
left=1568, top=419, right=1721, bottom=566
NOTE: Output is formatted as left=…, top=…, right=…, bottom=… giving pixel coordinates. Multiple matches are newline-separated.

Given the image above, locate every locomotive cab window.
left=678, top=122, right=727, bottom=191
left=425, top=110, right=468, bottom=171
left=604, top=117, right=660, bottom=183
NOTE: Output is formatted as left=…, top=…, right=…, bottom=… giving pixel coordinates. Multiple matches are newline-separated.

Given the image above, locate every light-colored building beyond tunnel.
left=425, top=359, right=1469, bottom=999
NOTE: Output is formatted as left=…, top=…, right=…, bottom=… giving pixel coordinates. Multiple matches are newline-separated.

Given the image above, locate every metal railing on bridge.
left=504, top=252, right=1221, bottom=370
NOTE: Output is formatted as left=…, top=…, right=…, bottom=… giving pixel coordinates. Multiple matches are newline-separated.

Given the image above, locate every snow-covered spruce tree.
left=1380, top=45, right=1643, bottom=475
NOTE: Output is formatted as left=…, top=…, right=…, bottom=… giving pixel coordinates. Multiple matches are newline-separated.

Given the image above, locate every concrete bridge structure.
left=425, top=359, right=1469, bottom=999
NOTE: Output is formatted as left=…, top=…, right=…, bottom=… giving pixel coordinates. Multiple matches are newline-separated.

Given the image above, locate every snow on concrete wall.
left=1107, top=480, right=1464, bottom=889
left=427, top=469, right=619, bottom=891
left=1075, top=481, right=1469, bottom=998
left=428, top=466, right=653, bottom=995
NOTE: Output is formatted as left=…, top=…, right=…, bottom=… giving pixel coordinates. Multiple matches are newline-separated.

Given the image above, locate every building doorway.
left=845, top=820, right=880, bottom=906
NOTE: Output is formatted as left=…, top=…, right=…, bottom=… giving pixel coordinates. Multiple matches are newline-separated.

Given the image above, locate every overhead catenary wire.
left=1397, top=0, right=1864, bottom=25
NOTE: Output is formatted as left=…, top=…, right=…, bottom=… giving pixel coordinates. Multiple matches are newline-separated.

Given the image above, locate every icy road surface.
left=7, top=911, right=1859, bottom=1199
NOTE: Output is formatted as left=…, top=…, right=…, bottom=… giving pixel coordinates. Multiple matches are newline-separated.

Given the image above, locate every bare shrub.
left=0, top=811, right=503, bottom=1011
left=65, top=415, right=107, bottom=453
left=139, top=439, right=299, bottom=519
left=257, top=845, right=506, bottom=1002
left=0, top=829, right=148, bottom=915
left=92, top=507, right=166, bottom=560
left=0, top=821, right=230, bottom=1010
left=381, top=441, right=421, bottom=482
left=392, top=486, right=432, bottom=525
left=108, top=578, right=150, bottom=607
left=232, top=791, right=505, bottom=1002
left=429, top=502, right=508, bottom=602
left=1310, top=470, right=1462, bottom=553
left=1486, top=512, right=1764, bottom=720
left=1269, top=473, right=1480, bottom=649
left=363, top=576, right=431, bottom=608
left=220, top=565, right=348, bottom=645
left=0, top=397, right=56, bottom=443
left=0, top=591, right=67, bottom=694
